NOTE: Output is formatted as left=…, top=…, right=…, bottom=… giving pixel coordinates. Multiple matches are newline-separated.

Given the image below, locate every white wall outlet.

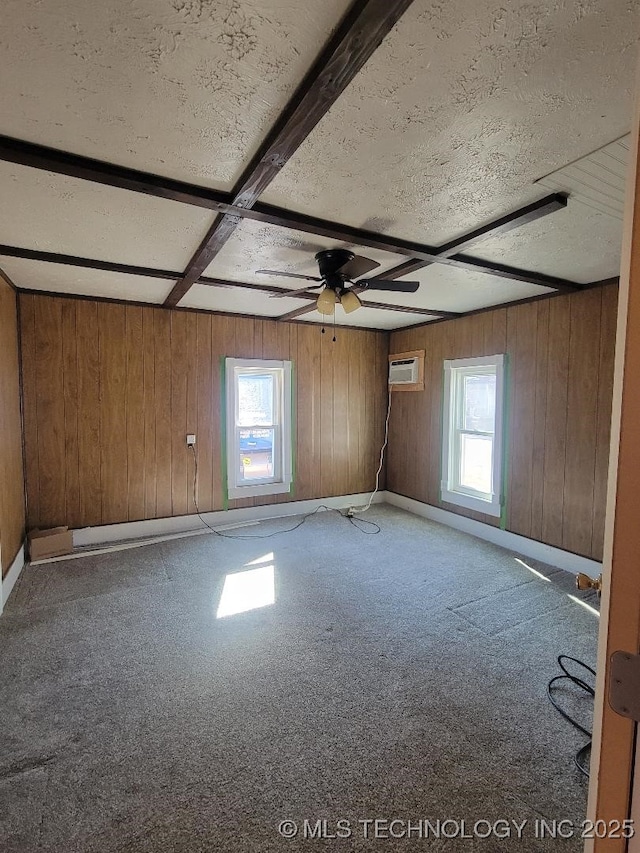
left=186, top=434, right=196, bottom=446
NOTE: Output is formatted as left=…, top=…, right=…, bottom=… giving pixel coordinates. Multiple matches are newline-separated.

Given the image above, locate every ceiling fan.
left=256, top=249, right=419, bottom=314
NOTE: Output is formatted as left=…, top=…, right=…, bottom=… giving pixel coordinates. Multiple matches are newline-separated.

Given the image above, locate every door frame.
left=585, top=59, right=640, bottom=853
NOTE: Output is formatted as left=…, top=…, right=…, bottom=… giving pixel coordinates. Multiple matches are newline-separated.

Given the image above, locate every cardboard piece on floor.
left=28, top=527, right=73, bottom=561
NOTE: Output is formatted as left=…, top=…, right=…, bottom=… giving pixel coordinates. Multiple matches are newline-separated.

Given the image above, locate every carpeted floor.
left=0, top=505, right=599, bottom=852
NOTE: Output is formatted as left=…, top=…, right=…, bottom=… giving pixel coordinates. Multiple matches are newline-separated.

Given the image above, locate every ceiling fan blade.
left=338, top=255, right=381, bottom=279
left=269, top=283, right=324, bottom=298
left=256, top=269, right=322, bottom=283
left=358, top=279, right=420, bottom=293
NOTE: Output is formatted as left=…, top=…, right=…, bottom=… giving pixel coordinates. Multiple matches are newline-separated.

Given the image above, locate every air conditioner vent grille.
left=388, top=350, right=425, bottom=391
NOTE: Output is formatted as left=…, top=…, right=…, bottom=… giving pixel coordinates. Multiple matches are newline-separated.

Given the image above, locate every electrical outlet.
left=186, top=434, right=196, bottom=446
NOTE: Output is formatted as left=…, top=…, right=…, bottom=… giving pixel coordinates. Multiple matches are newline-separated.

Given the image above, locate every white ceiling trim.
left=536, top=135, right=630, bottom=220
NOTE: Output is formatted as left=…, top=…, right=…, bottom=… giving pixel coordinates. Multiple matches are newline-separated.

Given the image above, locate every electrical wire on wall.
left=547, top=655, right=595, bottom=777
left=347, top=390, right=392, bottom=518
left=188, top=444, right=380, bottom=539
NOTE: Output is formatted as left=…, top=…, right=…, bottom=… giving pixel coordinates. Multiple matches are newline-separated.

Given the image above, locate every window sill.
left=228, top=482, right=292, bottom=500
left=441, top=488, right=501, bottom=517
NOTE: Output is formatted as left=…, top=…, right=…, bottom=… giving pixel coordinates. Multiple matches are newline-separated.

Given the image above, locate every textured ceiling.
left=468, top=198, right=623, bottom=284
left=0, top=257, right=172, bottom=303
left=202, top=219, right=403, bottom=283
left=387, top=265, right=555, bottom=313
left=262, top=0, right=638, bottom=245
left=0, top=162, right=212, bottom=268
left=0, top=0, right=637, bottom=329
left=0, top=0, right=351, bottom=190
left=180, top=283, right=310, bottom=316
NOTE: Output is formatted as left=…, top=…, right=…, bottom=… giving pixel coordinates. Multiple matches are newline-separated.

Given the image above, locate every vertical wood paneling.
left=36, top=297, right=66, bottom=528
left=295, top=324, right=320, bottom=500
left=20, top=295, right=40, bottom=530
left=196, top=314, right=213, bottom=513
left=508, top=303, right=538, bottom=538
left=19, top=295, right=388, bottom=532
left=562, top=288, right=602, bottom=555
left=234, top=317, right=255, bottom=359
left=170, top=311, right=189, bottom=517
left=99, top=304, right=128, bottom=525
left=427, top=323, right=445, bottom=506
left=0, top=279, right=25, bottom=573
left=143, top=310, right=157, bottom=519
left=154, top=311, right=172, bottom=519
left=530, top=299, right=550, bottom=541
left=319, top=330, right=335, bottom=498
left=541, top=295, right=571, bottom=548
left=61, top=301, right=80, bottom=528
left=185, top=313, right=199, bottom=515
left=332, top=331, right=350, bottom=498
left=126, top=306, right=145, bottom=521
left=373, top=330, right=389, bottom=492
left=389, top=285, right=618, bottom=560
left=350, top=330, right=363, bottom=492
left=361, top=332, right=378, bottom=494
left=76, top=301, right=102, bottom=527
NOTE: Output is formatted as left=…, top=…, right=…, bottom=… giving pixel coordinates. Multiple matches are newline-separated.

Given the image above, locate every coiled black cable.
left=547, top=655, right=595, bottom=778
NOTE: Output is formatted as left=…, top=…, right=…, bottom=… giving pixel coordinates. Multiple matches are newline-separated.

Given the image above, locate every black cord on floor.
left=346, top=514, right=381, bottom=534
left=188, top=445, right=380, bottom=540
left=547, top=655, right=595, bottom=778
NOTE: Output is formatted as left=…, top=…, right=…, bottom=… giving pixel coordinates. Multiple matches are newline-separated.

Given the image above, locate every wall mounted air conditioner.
left=388, top=350, right=425, bottom=391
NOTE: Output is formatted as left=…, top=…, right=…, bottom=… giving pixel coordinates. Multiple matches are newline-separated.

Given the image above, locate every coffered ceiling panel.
left=0, top=0, right=633, bottom=328
left=180, top=283, right=310, bottom=317
left=0, top=161, right=213, bottom=269
left=0, top=0, right=351, bottom=190
left=470, top=198, right=623, bottom=284
left=0, top=257, right=172, bottom=303
left=387, top=265, right=555, bottom=314
left=202, top=218, right=403, bottom=285
left=262, top=0, right=638, bottom=245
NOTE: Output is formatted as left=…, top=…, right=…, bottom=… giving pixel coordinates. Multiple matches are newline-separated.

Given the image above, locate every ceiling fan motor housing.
left=315, top=249, right=354, bottom=288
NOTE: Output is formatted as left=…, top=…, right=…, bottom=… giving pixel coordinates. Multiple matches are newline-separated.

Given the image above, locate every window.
left=225, top=358, right=292, bottom=499
left=441, top=354, right=505, bottom=517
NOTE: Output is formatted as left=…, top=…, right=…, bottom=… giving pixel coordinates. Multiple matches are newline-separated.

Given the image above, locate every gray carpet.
left=0, top=505, right=598, bottom=852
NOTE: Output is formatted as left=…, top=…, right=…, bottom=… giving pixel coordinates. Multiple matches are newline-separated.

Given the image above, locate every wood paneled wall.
left=387, top=284, right=618, bottom=561
left=19, top=294, right=389, bottom=530
left=0, top=278, right=26, bottom=574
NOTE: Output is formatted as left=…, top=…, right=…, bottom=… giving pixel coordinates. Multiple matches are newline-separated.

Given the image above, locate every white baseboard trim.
left=1, top=544, right=25, bottom=613
left=383, top=491, right=603, bottom=575
left=71, top=492, right=385, bottom=550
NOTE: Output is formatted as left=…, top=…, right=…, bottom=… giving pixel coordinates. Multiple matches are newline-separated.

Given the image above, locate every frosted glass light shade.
left=340, top=291, right=362, bottom=314
left=317, top=288, right=337, bottom=315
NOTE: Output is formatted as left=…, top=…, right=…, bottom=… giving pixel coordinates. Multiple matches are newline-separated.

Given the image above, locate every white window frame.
left=225, top=358, right=292, bottom=500
left=441, top=354, right=505, bottom=517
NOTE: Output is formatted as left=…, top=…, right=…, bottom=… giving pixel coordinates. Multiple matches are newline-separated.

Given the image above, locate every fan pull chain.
left=332, top=311, right=336, bottom=342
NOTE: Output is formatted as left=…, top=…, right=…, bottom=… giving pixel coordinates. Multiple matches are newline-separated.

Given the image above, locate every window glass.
left=238, top=428, right=275, bottom=482
left=238, top=373, right=274, bottom=426
left=463, top=374, right=496, bottom=433
left=459, top=433, right=493, bottom=494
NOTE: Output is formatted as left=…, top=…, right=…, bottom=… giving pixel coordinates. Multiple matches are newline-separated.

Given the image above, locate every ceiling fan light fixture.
left=316, top=287, right=338, bottom=315
left=340, top=290, right=362, bottom=314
